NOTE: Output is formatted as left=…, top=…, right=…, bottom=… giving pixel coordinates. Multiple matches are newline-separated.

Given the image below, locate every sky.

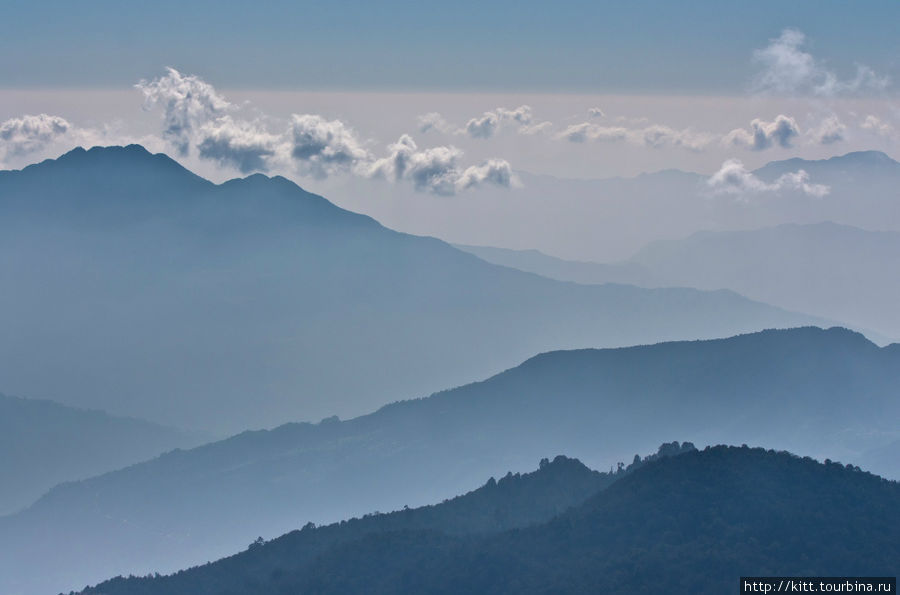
left=1, top=0, right=899, bottom=254
left=3, top=0, right=900, bottom=92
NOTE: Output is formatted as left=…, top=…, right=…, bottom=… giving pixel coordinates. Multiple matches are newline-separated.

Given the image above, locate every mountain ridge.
left=0, top=391, right=202, bottom=516
left=0, top=144, right=830, bottom=432
left=74, top=445, right=900, bottom=595
left=458, top=220, right=900, bottom=341
left=2, top=326, right=897, bottom=595
left=753, top=149, right=900, bottom=180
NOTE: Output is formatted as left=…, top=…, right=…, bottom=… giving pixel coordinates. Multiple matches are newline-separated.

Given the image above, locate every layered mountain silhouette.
left=454, top=243, right=656, bottom=286
left=76, top=445, right=900, bottom=595
left=75, top=448, right=678, bottom=595
left=0, top=145, right=826, bottom=433
left=0, top=392, right=199, bottom=516
left=753, top=149, right=900, bottom=183
left=339, top=150, right=900, bottom=263
left=2, top=327, right=897, bottom=595
left=459, top=221, right=900, bottom=340
left=629, top=222, right=900, bottom=340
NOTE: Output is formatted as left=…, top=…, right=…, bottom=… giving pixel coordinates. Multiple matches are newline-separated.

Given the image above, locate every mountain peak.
left=1, top=145, right=383, bottom=229
left=8, top=144, right=213, bottom=194
left=518, top=326, right=878, bottom=370
left=830, top=150, right=896, bottom=164
left=754, top=150, right=900, bottom=180
left=50, top=143, right=188, bottom=170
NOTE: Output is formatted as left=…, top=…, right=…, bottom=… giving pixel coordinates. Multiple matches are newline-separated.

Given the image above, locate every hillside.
left=78, top=448, right=692, bottom=595
left=77, top=446, right=900, bottom=595
left=1, top=327, right=897, bottom=594
left=0, top=145, right=825, bottom=434
left=0, top=393, right=199, bottom=515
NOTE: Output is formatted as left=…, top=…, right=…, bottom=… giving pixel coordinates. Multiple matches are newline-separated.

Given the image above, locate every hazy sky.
left=3, top=0, right=900, bottom=92
left=2, top=1, right=899, bottom=253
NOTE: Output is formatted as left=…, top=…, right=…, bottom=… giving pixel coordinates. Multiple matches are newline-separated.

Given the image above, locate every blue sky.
left=2, top=0, right=899, bottom=92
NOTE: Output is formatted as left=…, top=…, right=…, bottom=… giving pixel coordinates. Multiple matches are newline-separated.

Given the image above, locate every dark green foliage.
left=75, top=451, right=643, bottom=595
left=5, top=326, right=898, bottom=595
left=80, top=446, right=898, bottom=595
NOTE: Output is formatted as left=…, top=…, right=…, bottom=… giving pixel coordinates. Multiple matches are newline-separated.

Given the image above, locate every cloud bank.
left=557, top=122, right=712, bottom=151
left=134, top=69, right=513, bottom=194
left=419, top=105, right=551, bottom=139
left=368, top=135, right=513, bottom=195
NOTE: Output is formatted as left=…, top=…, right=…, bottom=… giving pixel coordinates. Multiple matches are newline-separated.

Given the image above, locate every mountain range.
left=73, top=447, right=654, bottom=595
left=0, top=145, right=828, bottom=433
left=76, top=445, right=900, bottom=595
left=326, top=150, right=900, bottom=264
left=458, top=220, right=900, bottom=341
left=1, top=326, right=897, bottom=595
left=0, top=392, right=199, bottom=516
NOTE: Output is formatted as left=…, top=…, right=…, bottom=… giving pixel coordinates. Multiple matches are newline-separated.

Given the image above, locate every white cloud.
left=465, top=105, right=535, bottom=139
left=287, top=114, right=372, bottom=179
left=457, top=159, right=514, bottom=191
left=367, top=134, right=513, bottom=195
left=0, top=114, right=72, bottom=158
left=724, top=115, right=800, bottom=150
left=133, top=69, right=512, bottom=194
left=196, top=116, right=280, bottom=173
left=518, top=121, right=554, bottom=136
left=557, top=122, right=712, bottom=151
left=417, top=112, right=455, bottom=134
left=137, top=68, right=286, bottom=174
left=639, top=125, right=712, bottom=150
left=707, top=158, right=829, bottom=197
left=464, top=113, right=498, bottom=139
left=0, top=114, right=122, bottom=164
left=557, top=122, right=622, bottom=143
left=587, top=107, right=605, bottom=118
left=810, top=115, right=846, bottom=145
left=420, top=105, right=547, bottom=139
left=136, top=67, right=232, bottom=155
left=860, top=114, right=895, bottom=138
left=753, top=29, right=890, bottom=96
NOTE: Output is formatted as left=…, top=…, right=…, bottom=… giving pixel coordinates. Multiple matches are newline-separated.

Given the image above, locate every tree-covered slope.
left=2, top=327, right=897, bottom=595
left=78, top=445, right=900, bottom=595
left=78, top=449, right=682, bottom=595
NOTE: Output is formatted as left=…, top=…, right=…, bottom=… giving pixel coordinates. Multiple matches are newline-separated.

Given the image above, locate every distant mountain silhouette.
left=753, top=149, right=900, bottom=181
left=0, top=392, right=200, bottom=516
left=629, top=221, right=900, bottom=340
left=453, top=243, right=656, bottom=286
left=77, top=447, right=696, bottom=595
left=2, top=327, right=897, bottom=595
left=75, top=445, right=900, bottom=595
left=0, top=145, right=825, bottom=433
left=334, top=150, right=900, bottom=263
left=460, top=221, right=900, bottom=341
